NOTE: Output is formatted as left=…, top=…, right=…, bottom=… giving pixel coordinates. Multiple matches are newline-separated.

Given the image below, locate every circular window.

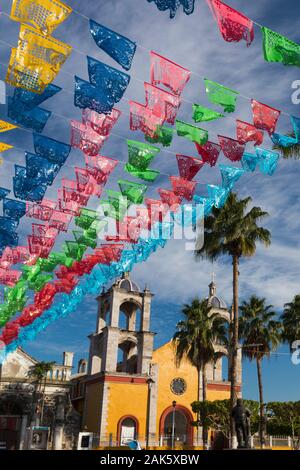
left=170, top=377, right=187, bottom=395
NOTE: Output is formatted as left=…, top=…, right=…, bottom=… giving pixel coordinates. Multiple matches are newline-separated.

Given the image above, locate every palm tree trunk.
left=202, top=364, right=208, bottom=449
left=230, top=254, right=239, bottom=446
left=256, top=358, right=265, bottom=448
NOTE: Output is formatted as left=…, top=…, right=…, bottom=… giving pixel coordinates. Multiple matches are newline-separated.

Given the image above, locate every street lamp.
left=171, top=400, right=177, bottom=450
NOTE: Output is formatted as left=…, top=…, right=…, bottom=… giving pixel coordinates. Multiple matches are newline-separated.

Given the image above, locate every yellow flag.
left=10, top=0, right=72, bottom=36
left=0, top=121, right=18, bottom=132
left=0, top=143, right=13, bottom=152
left=6, top=48, right=57, bottom=93
left=18, top=25, right=72, bottom=74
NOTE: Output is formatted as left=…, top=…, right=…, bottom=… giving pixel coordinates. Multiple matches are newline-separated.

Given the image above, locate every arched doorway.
left=117, top=416, right=139, bottom=446
left=159, top=405, right=193, bottom=447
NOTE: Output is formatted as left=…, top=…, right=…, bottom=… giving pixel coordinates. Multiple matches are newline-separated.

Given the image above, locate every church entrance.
left=118, top=416, right=138, bottom=446
left=160, top=406, right=193, bottom=447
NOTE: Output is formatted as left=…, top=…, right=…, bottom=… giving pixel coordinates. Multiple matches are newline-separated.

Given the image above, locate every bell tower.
left=88, top=272, right=155, bottom=376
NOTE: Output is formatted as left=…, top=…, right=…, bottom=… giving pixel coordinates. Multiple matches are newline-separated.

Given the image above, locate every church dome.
left=207, top=281, right=227, bottom=310
left=116, top=272, right=140, bottom=292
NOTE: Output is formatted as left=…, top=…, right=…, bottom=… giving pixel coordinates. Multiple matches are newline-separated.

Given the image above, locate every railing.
left=252, top=435, right=292, bottom=449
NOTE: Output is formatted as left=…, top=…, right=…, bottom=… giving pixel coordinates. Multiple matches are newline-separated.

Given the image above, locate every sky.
left=0, top=0, right=300, bottom=402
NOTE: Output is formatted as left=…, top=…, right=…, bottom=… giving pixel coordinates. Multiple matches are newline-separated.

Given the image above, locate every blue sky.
left=1, top=0, right=300, bottom=402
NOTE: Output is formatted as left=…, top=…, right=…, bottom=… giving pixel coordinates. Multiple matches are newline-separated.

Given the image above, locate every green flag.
left=125, top=163, right=160, bottom=182
left=204, top=79, right=239, bottom=113
left=127, top=140, right=160, bottom=170
left=145, top=125, right=173, bottom=147
left=262, top=26, right=300, bottom=66
left=192, top=104, right=224, bottom=123
left=118, top=179, right=148, bottom=204
left=101, top=190, right=131, bottom=221
left=176, top=120, right=208, bottom=145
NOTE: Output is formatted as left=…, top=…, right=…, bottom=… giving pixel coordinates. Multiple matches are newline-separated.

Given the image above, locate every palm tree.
left=28, top=361, right=55, bottom=425
left=195, top=192, right=271, bottom=444
left=172, top=298, right=227, bottom=448
left=239, top=296, right=281, bottom=448
left=281, top=295, right=300, bottom=349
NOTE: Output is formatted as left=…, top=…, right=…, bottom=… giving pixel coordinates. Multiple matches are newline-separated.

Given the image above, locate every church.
left=71, top=273, right=242, bottom=449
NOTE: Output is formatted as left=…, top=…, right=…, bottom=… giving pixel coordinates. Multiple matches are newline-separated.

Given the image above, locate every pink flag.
left=150, top=51, right=191, bottom=96
left=144, top=82, right=181, bottom=124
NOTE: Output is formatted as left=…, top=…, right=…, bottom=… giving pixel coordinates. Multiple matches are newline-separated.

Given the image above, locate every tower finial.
left=209, top=271, right=216, bottom=296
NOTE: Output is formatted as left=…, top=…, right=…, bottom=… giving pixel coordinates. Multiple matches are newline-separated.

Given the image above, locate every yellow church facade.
left=71, top=274, right=242, bottom=448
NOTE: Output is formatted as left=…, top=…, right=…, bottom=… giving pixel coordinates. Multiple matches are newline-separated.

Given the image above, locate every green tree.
left=266, top=402, right=300, bottom=450
left=28, top=361, right=55, bottom=425
left=239, top=296, right=281, bottom=448
left=281, top=295, right=300, bottom=349
left=172, top=298, right=227, bottom=448
left=196, top=192, right=271, bottom=443
left=191, top=399, right=259, bottom=447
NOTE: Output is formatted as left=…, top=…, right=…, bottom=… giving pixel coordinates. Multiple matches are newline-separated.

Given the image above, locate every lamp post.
left=171, top=400, right=177, bottom=450
left=146, top=377, right=154, bottom=449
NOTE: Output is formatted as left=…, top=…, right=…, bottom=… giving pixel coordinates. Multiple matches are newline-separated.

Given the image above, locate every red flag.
left=176, top=154, right=204, bottom=181
left=218, top=135, right=245, bottom=162
left=195, top=141, right=221, bottom=167
left=170, top=176, right=197, bottom=201
left=144, top=82, right=181, bottom=124
left=82, top=108, right=121, bottom=136
left=158, top=189, right=182, bottom=207
left=251, top=100, right=281, bottom=135
left=150, top=51, right=191, bottom=96
left=206, top=0, right=254, bottom=47
left=236, top=120, right=264, bottom=146
left=129, top=101, right=164, bottom=138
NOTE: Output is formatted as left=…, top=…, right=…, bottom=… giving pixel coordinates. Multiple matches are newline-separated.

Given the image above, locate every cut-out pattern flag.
left=147, top=0, right=195, bottom=18
left=176, top=154, right=204, bottom=180
left=10, top=0, right=72, bottom=36
left=206, top=0, right=254, bottom=47
left=255, top=148, right=279, bottom=176
left=192, top=104, right=224, bottom=122
left=150, top=51, right=191, bottom=96
left=195, top=141, right=221, bottom=167
left=262, top=27, right=300, bottom=67
left=251, top=100, right=281, bottom=135
left=87, top=57, right=130, bottom=103
left=176, top=120, right=208, bottom=145
left=236, top=120, right=264, bottom=146
left=125, top=140, right=160, bottom=182
left=218, top=135, right=245, bottom=162
left=271, top=116, right=300, bottom=148
left=89, top=20, right=136, bottom=71
left=204, top=79, right=238, bottom=112
left=130, top=101, right=164, bottom=138
left=145, top=82, right=181, bottom=124
left=145, top=125, right=173, bottom=147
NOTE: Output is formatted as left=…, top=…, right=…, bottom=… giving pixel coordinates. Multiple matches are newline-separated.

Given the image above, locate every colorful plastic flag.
left=18, top=25, right=72, bottom=73
left=150, top=51, right=191, bottom=96
left=82, top=108, right=121, bottom=136
left=0, top=121, right=18, bottom=132
left=118, top=179, right=148, bottom=204
left=13, top=84, right=61, bottom=109
left=144, top=82, right=181, bottom=124
left=218, top=135, right=245, bottom=162
left=170, top=176, right=197, bottom=201
left=8, top=97, right=51, bottom=132
left=10, top=0, right=72, bottom=35
left=192, top=104, right=224, bottom=123
left=71, top=120, right=105, bottom=156
left=219, top=164, right=244, bottom=189
left=147, top=0, right=195, bottom=18
left=89, top=20, right=136, bottom=71
left=87, top=57, right=130, bottom=103
left=271, top=116, right=300, bottom=148
left=195, top=141, right=221, bottom=167
left=25, top=152, right=60, bottom=185
left=0, top=143, right=13, bottom=152
left=255, top=148, right=279, bottom=176
left=176, top=154, right=204, bottom=180
left=236, top=120, right=264, bottom=146
left=125, top=164, right=160, bottom=182
left=262, top=26, right=300, bottom=67
left=176, top=120, right=208, bottom=145
left=206, top=0, right=254, bottom=47
left=33, top=134, right=71, bottom=165
left=207, top=184, right=229, bottom=208
left=74, top=76, right=116, bottom=114
left=158, top=188, right=182, bottom=207
left=251, top=100, right=281, bottom=135
left=127, top=140, right=160, bottom=170
left=204, top=79, right=239, bottom=113
left=6, top=48, right=57, bottom=93
left=102, top=190, right=130, bottom=221
left=3, top=199, right=26, bottom=221
left=145, top=125, right=173, bottom=147
left=129, top=101, right=164, bottom=138
left=241, top=152, right=259, bottom=172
